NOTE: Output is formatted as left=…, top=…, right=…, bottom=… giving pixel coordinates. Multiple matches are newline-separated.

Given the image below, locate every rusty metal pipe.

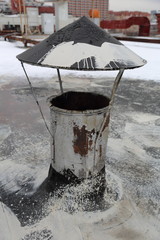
left=48, top=91, right=110, bottom=180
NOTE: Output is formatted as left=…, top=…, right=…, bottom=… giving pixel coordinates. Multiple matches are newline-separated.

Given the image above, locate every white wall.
left=109, top=0, right=160, bottom=12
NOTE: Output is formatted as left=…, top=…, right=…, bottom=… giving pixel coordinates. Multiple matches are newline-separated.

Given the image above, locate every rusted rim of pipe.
left=48, top=106, right=109, bottom=115
left=47, top=91, right=110, bottom=115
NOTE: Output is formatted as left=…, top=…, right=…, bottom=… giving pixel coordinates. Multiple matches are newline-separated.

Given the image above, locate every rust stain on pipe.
left=73, top=124, right=95, bottom=157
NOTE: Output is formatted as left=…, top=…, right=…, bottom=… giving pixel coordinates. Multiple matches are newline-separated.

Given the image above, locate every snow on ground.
left=0, top=39, right=160, bottom=82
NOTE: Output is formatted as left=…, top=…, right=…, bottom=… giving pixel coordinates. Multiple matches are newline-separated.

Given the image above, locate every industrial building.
left=68, top=0, right=109, bottom=19
left=0, top=0, right=159, bottom=37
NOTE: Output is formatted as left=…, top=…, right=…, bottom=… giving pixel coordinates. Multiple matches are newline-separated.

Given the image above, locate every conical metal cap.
left=17, top=16, right=146, bottom=70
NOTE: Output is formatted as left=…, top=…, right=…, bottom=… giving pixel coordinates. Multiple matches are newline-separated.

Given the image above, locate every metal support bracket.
left=93, top=69, right=124, bottom=164
left=57, top=68, right=64, bottom=94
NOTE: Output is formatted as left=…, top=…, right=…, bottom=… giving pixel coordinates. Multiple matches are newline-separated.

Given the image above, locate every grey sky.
left=109, top=0, right=160, bottom=12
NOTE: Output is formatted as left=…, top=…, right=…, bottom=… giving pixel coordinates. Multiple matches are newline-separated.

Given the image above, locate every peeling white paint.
left=41, top=41, right=146, bottom=69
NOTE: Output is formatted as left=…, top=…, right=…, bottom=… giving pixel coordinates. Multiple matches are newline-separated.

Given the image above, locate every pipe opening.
left=50, top=91, right=110, bottom=111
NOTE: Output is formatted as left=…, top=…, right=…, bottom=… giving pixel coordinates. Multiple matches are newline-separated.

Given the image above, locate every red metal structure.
left=156, top=13, right=160, bottom=34
left=11, top=0, right=24, bottom=13
left=100, top=17, right=150, bottom=36
left=39, top=6, right=54, bottom=14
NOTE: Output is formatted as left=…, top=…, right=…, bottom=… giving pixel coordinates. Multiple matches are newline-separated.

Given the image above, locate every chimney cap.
left=17, top=16, right=146, bottom=71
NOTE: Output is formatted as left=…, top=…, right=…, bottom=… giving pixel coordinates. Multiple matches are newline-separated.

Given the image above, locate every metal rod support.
left=109, top=69, right=124, bottom=110
left=57, top=68, right=64, bottom=94
left=101, top=69, right=124, bottom=133
left=93, top=69, right=124, bottom=164
left=21, top=61, right=53, bottom=139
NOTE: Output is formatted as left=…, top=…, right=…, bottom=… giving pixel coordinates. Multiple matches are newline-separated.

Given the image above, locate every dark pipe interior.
left=50, top=91, right=110, bottom=111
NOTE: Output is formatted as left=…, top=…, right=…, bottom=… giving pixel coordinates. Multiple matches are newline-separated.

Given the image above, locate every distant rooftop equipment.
left=26, top=7, right=39, bottom=27
left=41, top=13, right=55, bottom=34
left=89, top=9, right=100, bottom=18
left=43, top=0, right=69, bottom=31
left=89, top=8, right=100, bottom=26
